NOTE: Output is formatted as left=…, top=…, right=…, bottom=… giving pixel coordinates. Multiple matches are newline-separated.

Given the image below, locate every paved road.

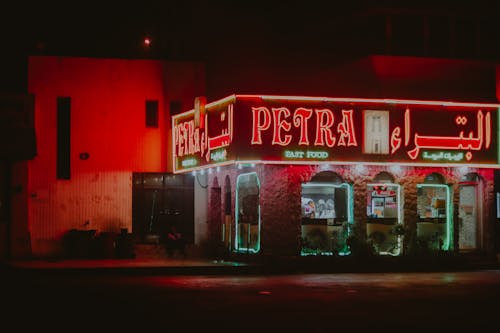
left=3, top=268, right=500, bottom=332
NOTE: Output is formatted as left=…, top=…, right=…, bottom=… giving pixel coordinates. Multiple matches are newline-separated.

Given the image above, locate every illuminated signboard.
left=172, top=95, right=500, bottom=173
left=172, top=96, right=236, bottom=172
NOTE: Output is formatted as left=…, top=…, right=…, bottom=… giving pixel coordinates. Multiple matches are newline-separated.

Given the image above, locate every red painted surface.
left=208, top=55, right=497, bottom=103
left=20, top=56, right=204, bottom=257
left=28, top=56, right=167, bottom=172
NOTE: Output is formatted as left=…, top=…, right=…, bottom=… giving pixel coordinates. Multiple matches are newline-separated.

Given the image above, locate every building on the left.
left=1, top=56, right=205, bottom=259
left=0, top=93, right=37, bottom=258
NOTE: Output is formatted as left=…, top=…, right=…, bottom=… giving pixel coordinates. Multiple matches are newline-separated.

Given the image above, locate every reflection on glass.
left=367, top=184, right=400, bottom=220
left=300, top=182, right=353, bottom=256
left=235, top=172, right=260, bottom=253
left=458, top=185, right=478, bottom=250
left=366, top=183, right=402, bottom=256
left=416, top=184, right=452, bottom=251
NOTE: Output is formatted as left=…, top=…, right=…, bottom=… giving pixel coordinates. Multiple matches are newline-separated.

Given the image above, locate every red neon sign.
left=251, top=107, right=358, bottom=148
left=407, top=111, right=490, bottom=160
left=172, top=95, right=499, bottom=173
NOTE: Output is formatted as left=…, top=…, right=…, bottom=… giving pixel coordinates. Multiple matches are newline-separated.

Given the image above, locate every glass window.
left=416, top=183, right=452, bottom=251
left=235, top=172, right=260, bottom=253
left=366, top=183, right=402, bottom=256
left=417, top=185, right=448, bottom=219
left=366, top=184, right=400, bottom=221
left=301, top=182, right=352, bottom=256
left=143, top=173, right=164, bottom=188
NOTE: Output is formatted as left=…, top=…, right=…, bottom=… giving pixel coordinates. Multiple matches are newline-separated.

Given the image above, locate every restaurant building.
left=173, top=94, right=500, bottom=257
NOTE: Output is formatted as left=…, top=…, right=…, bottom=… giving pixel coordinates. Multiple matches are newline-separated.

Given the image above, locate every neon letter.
left=314, top=109, right=336, bottom=147
left=272, top=107, right=292, bottom=146
left=293, top=107, right=313, bottom=145
left=404, top=108, right=410, bottom=146
left=175, top=124, right=184, bottom=157
left=390, top=127, right=402, bottom=154
left=193, top=127, right=200, bottom=153
left=486, top=111, right=491, bottom=149
left=337, top=109, right=358, bottom=147
left=251, top=107, right=271, bottom=145
left=183, top=122, right=191, bottom=155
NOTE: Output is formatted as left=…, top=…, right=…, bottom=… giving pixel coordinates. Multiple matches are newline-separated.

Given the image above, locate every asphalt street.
left=2, top=266, right=499, bottom=332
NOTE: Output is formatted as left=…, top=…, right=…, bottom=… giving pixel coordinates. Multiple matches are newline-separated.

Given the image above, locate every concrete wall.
left=19, top=56, right=204, bottom=258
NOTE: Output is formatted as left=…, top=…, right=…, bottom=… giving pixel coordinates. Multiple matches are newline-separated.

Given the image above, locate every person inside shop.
left=303, top=199, right=316, bottom=218
left=164, top=223, right=186, bottom=258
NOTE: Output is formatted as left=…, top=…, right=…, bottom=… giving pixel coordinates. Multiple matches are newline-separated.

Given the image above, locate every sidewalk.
left=1, top=257, right=253, bottom=275
left=2, top=253, right=500, bottom=275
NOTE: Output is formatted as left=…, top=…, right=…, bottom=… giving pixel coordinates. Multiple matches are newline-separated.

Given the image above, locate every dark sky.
left=1, top=0, right=500, bottom=94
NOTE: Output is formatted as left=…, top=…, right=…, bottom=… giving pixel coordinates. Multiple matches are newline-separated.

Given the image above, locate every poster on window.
left=371, top=197, right=384, bottom=218
left=301, top=195, right=336, bottom=219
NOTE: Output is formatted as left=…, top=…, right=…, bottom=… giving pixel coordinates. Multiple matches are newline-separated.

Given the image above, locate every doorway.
left=235, top=172, right=260, bottom=254
left=366, top=171, right=403, bottom=256
left=416, top=172, right=452, bottom=251
left=132, top=173, right=194, bottom=244
left=458, top=173, right=483, bottom=252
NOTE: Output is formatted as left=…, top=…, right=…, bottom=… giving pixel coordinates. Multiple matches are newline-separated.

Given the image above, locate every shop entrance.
left=366, top=172, right=403, bottom=256
left=300, top=171, right=353, bottom=256
left=235, top=172, right=260, bottom=253
left=458, top=173, right=482, bottom=252
left=132, top=173, right=194, bottom=244
left=416, top=172, right=452, bottom=251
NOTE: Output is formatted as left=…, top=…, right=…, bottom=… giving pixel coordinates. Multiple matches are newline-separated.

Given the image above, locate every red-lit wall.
left=21, top=56, right=204, bottom=257
left=208, top=55, right=497, bottom=103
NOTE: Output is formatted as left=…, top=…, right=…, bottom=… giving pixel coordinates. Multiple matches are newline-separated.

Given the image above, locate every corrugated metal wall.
left=29, top=171, right=132, bottom=256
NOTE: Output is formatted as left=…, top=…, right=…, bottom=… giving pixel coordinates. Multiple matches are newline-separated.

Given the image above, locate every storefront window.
left=366, top=182, right=402, bottom=255
left=416, top=174, right=452, bottom=251
left=458, top=173, right=482, bottom=251
left=301, top=181, right=353, bottom=256
left=235, top=172, right=260, bottom=253
left=367, top=184, right=400, bottom=220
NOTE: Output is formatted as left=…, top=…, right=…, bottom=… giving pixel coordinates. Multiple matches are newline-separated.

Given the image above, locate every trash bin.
left=96, top=232, right=117, bottom=258
left=115, top=228, right=135, bottom=259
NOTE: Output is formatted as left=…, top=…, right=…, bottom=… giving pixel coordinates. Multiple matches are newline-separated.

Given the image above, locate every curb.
left=2, top=259, right=499, bottom=276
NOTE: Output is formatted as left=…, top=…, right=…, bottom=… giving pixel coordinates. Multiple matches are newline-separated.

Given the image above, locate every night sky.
left=1, top=0, right=500, bottom=94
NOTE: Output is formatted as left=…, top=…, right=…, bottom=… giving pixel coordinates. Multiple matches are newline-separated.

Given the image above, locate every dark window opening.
left=57, top=97, right=71, bottom=180
left=146, top=100, right=159, bottom=128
